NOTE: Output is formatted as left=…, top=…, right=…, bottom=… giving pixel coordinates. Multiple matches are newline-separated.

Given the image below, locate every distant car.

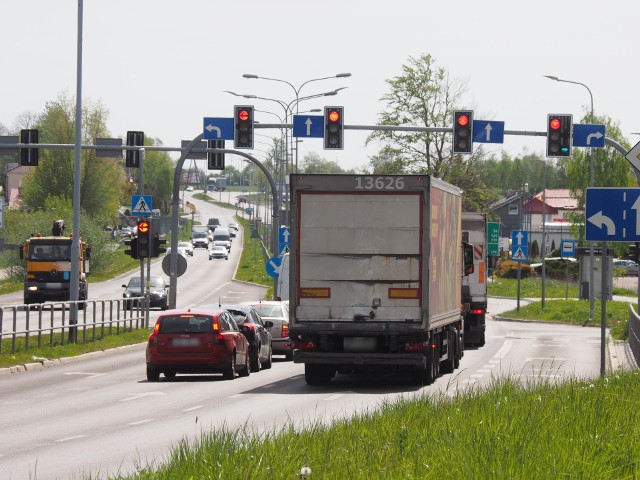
left=212, top=227, right=232, bottom=252
left=146, top=308, right=251, bottom=381
left=186, top=186, right=194, bottom=192
left=227, top=223, right=238, bottom=237
left=165, top=246, right=188, bottom=258
left=191, top=232, right=209, bottom=249
left=613, top=259, right=639, bottom=276
left=118, top=227, right=135, bottom=238
left=178, top=241, right=194, bottom=256
left=209, top=245, right=229, bottom=260
left=207, top=217, right=221, bottom=232
left=244, top=301, right=291, bottom=360
left=122, top=275, right=169, bottom=310
left=202, top=304, right=273, bottom=371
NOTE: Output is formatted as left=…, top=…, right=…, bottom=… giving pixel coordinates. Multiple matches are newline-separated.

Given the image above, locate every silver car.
left=244, top=301, right=291, bottom=360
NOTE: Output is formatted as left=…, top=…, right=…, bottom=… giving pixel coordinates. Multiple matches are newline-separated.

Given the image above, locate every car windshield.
left=251, top=304, right=285, bottom=318
left=159, top=315, right=212, bottom=333
left=29, top=242, right=72, bottom=261
left=226, top=309, right=248, bottom=324
left=128, top=277, right=165, bottom=288
left=212, top=246, right=226, bottom=252
left=178, top=242, right=191, bottom=248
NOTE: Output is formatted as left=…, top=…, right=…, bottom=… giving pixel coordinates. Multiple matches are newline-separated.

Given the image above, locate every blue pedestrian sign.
left=292, top=115, right=324, bottom=138
left=279, top=226, right=290, bottom=254
left=203, top=117, right=234, bottom=140
left=586, top=187, right=640, bottom=241
left=473, top=120, right=505, bottom=144
left=265, top=256, right=282, bottom=278
left=511, top=230, right=528, bottom=261
left=132, top=195, right=152, bottom=217
left=573, top=124, right=605, bottom=148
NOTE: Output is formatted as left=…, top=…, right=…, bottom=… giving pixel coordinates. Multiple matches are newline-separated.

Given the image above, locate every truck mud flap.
left=294, top=351, right=426, bottom=368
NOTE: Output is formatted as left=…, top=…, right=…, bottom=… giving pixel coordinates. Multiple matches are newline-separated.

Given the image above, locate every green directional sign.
left=487, top=222, right=500, bottom=256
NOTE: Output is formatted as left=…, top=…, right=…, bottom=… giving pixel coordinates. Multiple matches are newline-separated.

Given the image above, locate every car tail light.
left=149, top=320, right=161, bottom=344
left=281, top=323, right=289, bottom=338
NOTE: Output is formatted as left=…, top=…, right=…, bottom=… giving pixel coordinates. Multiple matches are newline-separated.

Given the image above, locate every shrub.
left=495, top=259, right=535, bottom=279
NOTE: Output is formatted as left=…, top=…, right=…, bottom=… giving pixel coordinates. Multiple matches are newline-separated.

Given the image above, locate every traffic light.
left=546, top=114, right=573, bottom=158
left=323, top=106, right=344, bottom=150
left=126, top=131, right=144, bottom=167
left=124, top=237, right=138, bottom=259
left=137, top=220, right=151, bottom=258
left=207, top=139, right=225, bottom=170
left=628, top=243, right=640, bottom=263
left=234, top=106, right=254, bottom=149
left=20, top=129, right=39, bottom=166
left=151, top=234, right=167, bottom=257
left=452, top=110, right=473, bottom=154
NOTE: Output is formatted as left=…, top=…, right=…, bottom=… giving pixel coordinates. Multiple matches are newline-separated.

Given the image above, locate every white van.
left=276, top=253, right=289, bottom=301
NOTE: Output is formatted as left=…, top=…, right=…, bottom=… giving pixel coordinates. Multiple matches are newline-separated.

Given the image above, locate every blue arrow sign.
left=473, top=120, right=505, bottom=144
left=132, top=195, right=152, bottom=217
left=203, top=117, right=234, bottom=140
left=573, top=124, right=605, bottom=148
left=586, top=187, right=640, bottom=241
left=279, top=226, right=290, bottom=254
left=292, top=115, right=324, bottom=138
left=511, top=230, right=528, bottom=262
left=265, top=256, right=282, bottom=278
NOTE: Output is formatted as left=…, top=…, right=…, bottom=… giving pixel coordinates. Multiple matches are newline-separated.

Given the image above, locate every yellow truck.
left=20, top=220, right=90, bottom=305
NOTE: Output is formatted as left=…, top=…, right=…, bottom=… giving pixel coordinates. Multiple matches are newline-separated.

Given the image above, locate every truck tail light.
left=289, top=339, right=316, bottom=350
left=402, top=341, right=431, bottom=352
left=471, top=308, right=485, bottom=315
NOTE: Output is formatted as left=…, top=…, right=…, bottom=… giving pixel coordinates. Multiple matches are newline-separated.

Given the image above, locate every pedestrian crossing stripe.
left=512, top=247, right=526, bottom=260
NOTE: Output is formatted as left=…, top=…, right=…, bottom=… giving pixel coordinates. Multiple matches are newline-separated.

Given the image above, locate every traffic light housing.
left=628, top=242, right=640, bottom=263
left=20, top=129, right=39, bottom=166
left=323, top=106, right=344, bottom=150
left=137, top=220, right=151, bottom=258
left=546, top=114, right=572, bottom=158
left=126, top=131, right=144, bottom=167
left=452, top=110, right=473, bottom=154
left=151, top=234, right=167, bottom=258
left=207, top=139, right=225, bottom=170
left=124, top=237, right=138, bottom=259
left=234, top=106, right=254, bottom=149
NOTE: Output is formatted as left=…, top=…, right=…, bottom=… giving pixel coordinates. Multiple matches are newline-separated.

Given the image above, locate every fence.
left=0, top=297, right=147, bottom=354
left=629, top=305, right=640, bottom=366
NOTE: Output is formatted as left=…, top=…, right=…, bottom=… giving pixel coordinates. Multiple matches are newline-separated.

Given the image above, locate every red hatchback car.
left=146, top=308, right=250, bottom=381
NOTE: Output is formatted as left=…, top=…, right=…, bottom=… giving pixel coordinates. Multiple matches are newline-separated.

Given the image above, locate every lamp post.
left=544, top=75, right=595, bottom=319
left=242, top=73, right=351, bottom=171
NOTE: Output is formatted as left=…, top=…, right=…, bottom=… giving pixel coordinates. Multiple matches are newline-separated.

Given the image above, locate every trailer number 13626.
left=355, top=176, right=405, bottom=190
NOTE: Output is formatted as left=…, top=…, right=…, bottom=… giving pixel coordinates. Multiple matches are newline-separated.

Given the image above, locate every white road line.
left=120, top=391, right=166, bottom=402
left=532, top=344, right=568, bottom=347
left=56, top=435, right=86, bottom=443
left=182, top=405, right=203, bottom=413
left=325, top=394, right=346, bottom=401
left=128, top=419, right=154, bottom=426
left=64, top=372, right=107, bottom=378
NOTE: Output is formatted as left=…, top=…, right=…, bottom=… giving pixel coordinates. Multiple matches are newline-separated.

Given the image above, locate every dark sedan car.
left=202, top=304, right=273, bottom=371
left=245, top=301, right=291, bottom=360
left=146, top=308, right=250, bottom=381
left=122, top=275, right=169, bottom=310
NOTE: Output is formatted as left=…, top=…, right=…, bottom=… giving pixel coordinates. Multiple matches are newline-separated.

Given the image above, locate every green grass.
left=487, top=275, right=637, bottom=299
left=111, top=371, right=640, bottom=479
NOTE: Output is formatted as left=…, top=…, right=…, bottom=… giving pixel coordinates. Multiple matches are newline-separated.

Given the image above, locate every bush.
left=495, top=259, right=535, bottom=279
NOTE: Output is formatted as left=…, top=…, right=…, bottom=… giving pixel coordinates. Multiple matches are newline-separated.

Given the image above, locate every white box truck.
left=461, top=212, right=489, bottom=347
left=288, top=174, right=473, bottom=385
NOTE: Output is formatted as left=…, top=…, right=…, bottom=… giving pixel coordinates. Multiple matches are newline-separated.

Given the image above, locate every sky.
left=2, top=0, right=639, bottom=175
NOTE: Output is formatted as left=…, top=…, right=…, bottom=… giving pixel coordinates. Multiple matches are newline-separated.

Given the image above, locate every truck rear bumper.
left=293, top=351, right=426, bottom=368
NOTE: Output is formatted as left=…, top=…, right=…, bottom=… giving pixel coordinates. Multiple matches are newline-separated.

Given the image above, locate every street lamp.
left=544, top=75, right=596, bottom=319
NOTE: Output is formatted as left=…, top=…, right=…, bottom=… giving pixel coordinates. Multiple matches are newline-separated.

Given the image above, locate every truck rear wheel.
left=305, top=364, right=334, bottom=386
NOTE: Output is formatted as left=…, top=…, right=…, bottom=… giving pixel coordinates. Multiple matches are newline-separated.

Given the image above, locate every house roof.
left=489, top=191, right=524, bottom=211
left=523, top=196, right=558, bottom=215
left=531, top=189, right=579, bottom=210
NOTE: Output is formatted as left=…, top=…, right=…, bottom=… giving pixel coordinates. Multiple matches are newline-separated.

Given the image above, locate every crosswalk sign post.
left=511, top=230, right=528, bottom=313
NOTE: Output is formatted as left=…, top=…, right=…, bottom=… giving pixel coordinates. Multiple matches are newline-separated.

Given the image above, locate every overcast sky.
left=2, top=0, right=638, bottom=174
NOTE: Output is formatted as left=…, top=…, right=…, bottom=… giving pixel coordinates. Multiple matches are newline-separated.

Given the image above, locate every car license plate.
left=172, top=338, right=199, bottom=347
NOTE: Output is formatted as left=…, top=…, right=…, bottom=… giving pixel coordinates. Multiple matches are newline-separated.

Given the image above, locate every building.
left=4, top=163, right=30, bottom=209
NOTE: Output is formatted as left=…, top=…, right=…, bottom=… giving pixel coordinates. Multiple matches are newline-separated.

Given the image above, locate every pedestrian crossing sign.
left=132, top=195, right=152, bottom=217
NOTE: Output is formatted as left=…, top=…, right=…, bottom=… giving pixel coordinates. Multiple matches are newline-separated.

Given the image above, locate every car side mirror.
left=264, top=320, right=274, bottom=329
left=122, top=284, right=127, bottom=288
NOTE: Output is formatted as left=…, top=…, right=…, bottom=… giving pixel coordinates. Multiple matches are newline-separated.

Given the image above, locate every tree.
left=142, top=137, right=174, bottom=213
left=366, top=54, right=491, bottom=211
left=301, top=152, right=352, bottom=174
left=19, top=93, right=128, bottom=222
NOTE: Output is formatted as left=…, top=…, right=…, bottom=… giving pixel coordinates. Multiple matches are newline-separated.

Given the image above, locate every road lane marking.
left=325, top=394, right=346, bottom=401
left=64, top=372, right=107, bottom=379
left=120, top=391, right=166, bottom=402
left=182, top=405, right=203, bottom=413
left=56, top=435, right=86, bottom=443
left=128, top=419, right=154, bottom=426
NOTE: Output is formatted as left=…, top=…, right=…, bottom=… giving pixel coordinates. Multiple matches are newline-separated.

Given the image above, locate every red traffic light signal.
left=546, top=114, right=572, bottom=158
left=452, top=110, right=474, bottom=154
left=137, top=220, right=151, bottom=258
left=234, top=105, right=254, bottom=149
left=324, top=106, right=344, bottom=150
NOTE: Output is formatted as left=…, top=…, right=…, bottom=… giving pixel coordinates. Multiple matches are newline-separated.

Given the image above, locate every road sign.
left=487, top=222, right=500, bottom=255
left=279, top=226, right=291, bottom=254
left=586, top=187, right=640, bottom=241
left=265, top=256, right=282, bottom=278
left=572, top=124, right=605, bottom=148
left=203, top=117, right=234, bottom=140
left=292, top=115, right=324, bottom=138
left=626, top=141, right=640, bottom=172
left=132, top=195, right=152, bottom=217
left=511, top=230, right=528, bottom=262
left=473, top=120, right=505, bottom=144
left=561, top=240, right=575, bottom=257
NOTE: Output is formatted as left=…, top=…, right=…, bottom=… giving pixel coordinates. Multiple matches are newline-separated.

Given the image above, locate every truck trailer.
left=288, top=174, right=473, bottom=386
left=461, top=212, right=489, bottom=347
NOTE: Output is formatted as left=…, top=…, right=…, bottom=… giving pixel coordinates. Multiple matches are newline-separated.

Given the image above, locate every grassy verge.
left=112, top=371, right=640, bottom=479
left=487, top=275, right=636, bottom=299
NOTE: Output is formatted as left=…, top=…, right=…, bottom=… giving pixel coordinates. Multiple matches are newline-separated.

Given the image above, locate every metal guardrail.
left=628, top=305, right=640, bottom=366
left=0, top=297, right=148, bottom=354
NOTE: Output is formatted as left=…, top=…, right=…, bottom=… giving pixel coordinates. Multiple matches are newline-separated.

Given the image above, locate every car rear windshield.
left=252, top=304, right=285, bottom=317
left=160, top=315, right=213, bottom=333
